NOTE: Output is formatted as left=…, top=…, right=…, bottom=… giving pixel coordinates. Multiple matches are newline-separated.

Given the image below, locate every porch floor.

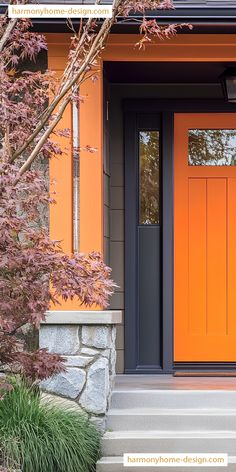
left=115, top=374, right=236, bottom=390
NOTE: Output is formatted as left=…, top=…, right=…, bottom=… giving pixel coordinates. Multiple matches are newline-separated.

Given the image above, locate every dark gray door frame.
left=124, top=99, right=236, bottom=374
left=124, top=111, right=162, bottom=374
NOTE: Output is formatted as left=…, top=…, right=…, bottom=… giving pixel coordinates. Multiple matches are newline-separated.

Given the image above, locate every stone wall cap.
left=42, top=310, right=122, bottom=325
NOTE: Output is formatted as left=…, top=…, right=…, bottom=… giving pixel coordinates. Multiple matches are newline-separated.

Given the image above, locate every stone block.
left=79, top=358, right=109, bottom=414
left=90, top=416, right=106, bottom=432
left=41, top=368, right=85, bottom=400
left=65, top=355, right=93, bottom=368
left=101, top=349, right=110, bottom=359
left=41, top=392, right=84, bottom=412
left=110, top=346, right=116, bottom=377
left=82, top=326, right=111, bottom=349
left=80, top=347, right=99, bottom=356
left=39, top=325, right=80, bottom=355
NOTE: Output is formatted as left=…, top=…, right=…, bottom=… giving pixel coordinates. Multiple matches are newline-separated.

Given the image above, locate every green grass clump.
left=0, top=381, right=100, bottom=472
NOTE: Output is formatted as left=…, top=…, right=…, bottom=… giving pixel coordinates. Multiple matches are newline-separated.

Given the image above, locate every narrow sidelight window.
left=139, top=130, right=160, bottom=224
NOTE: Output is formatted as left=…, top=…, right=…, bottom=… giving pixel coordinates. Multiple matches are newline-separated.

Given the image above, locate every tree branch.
left=19, top=95, right=71, bottom=176
left=0, top=18, right=17, bottom=54
left=12, top=0, right=123, bottom=168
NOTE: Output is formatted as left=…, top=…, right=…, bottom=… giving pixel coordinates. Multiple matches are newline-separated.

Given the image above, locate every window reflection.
left=139, top=131, right=160, bottom=225
left=189, top=129, right=236, bottom=166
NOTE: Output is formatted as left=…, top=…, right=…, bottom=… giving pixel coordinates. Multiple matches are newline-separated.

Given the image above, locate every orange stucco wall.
left=47, top=34, right=104, bottom=310
left=79, top=68, right=103, bottom=253
left=46, top=33, right=236, bottom=310
left=47, top=36, right=72, bottom=255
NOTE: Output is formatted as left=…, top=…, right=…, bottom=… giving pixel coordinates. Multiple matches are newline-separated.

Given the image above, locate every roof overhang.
left=1, top=2, right=236, bottom=33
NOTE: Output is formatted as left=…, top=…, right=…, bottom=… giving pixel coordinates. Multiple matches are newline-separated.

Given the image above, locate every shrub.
left=0, top=381, right=100, bottom=472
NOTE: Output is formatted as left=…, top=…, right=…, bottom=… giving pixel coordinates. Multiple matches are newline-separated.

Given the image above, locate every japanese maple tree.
left=0, top=0, right=189, bottom=383
left=0, top=164, right=116, bottom=381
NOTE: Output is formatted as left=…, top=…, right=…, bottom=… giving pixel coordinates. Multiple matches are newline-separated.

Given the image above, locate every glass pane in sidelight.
left=189, top=129, right=236, bottom=166
left=139, top=130, right=160, bottom=225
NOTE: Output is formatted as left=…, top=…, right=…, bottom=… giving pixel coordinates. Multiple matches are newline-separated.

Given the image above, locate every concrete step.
left=107, top=408, right=236, bottom=431
left=102, top=430, right=236, bottom=455
left=97, top=456, right=236, bottom=472
left=111, top=390, right=236, bottom=409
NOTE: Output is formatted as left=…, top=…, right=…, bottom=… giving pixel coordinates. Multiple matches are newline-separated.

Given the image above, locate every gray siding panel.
left=111, top=187, right=124, bottom=210
left=110, top=242, right=124, bottom=290
left=110, top=210, right=124, bottom=242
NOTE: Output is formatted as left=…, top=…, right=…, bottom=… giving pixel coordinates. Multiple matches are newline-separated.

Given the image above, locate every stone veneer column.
left=39, top=311, right=122, bottom=430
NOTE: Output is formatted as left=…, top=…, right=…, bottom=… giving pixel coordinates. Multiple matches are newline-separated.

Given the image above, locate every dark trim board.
left=29, top=23, right=236, bottom=35
left=123, top=99, right=236, bottom=374
left=126, top=367, right=171, bottom=374
left=124, top=104, right=174, bottom=374
left=29, top=22, right=236, bottom=35
left=175, top=363, right=236, bottom=371
left=123, top=99, right=236, bottom=114
left=174, top=371, right=236, bottom=377
left=124, top=111, right=163, bottom=374
left=162, top=111, right=174, bottom=373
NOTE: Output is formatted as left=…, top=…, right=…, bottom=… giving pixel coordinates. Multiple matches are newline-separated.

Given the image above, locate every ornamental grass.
left=0, top=381, right=100, bottom=472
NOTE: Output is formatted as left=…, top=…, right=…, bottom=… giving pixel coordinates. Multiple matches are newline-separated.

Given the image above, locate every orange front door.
left=174, top=113, right=236, bottom=362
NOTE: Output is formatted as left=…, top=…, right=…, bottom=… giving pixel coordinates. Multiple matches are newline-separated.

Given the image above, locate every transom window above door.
left=188, top=129, right=236, bottom=166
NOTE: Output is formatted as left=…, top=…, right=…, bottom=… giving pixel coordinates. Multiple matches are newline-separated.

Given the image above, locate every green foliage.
left=0, top=381, right=100, bottom=472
